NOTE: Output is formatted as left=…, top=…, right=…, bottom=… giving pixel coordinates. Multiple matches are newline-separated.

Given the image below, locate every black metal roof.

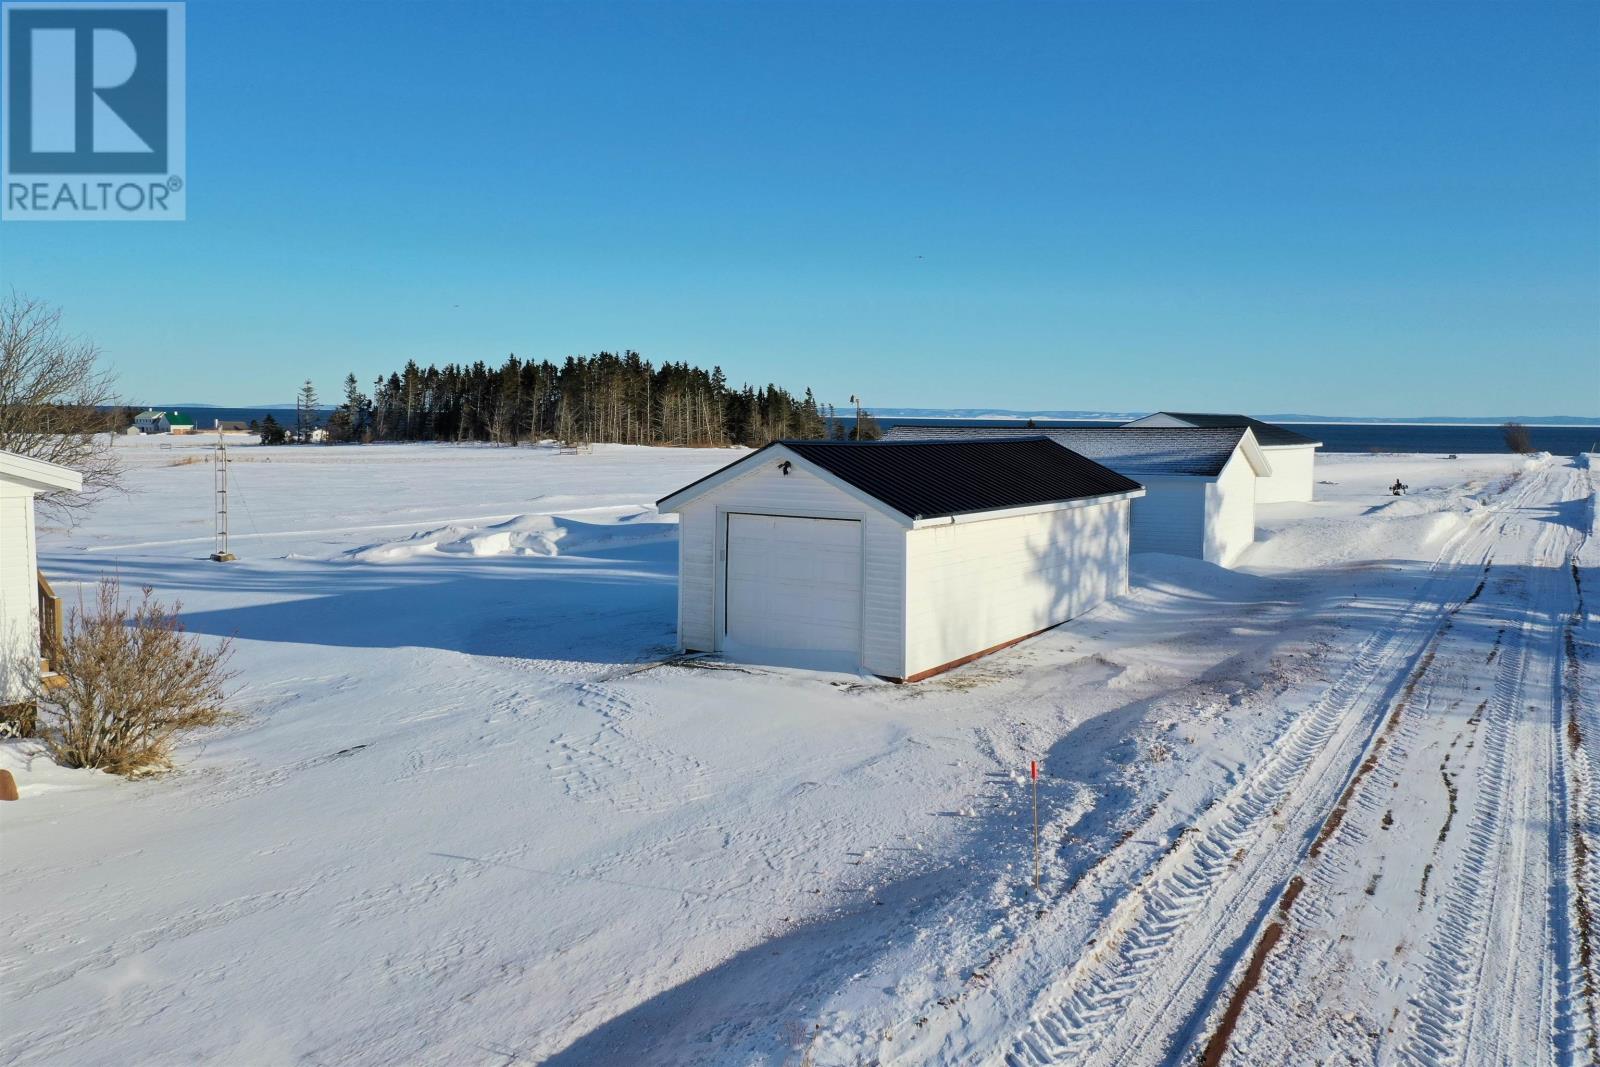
left=1138, top=412, right=1321, bottom=447
left=658, top=438, right=1142, bottom=521
left=882, top=425, right=1251, bottom=477
left=781, top=438, right=1142, bottom=519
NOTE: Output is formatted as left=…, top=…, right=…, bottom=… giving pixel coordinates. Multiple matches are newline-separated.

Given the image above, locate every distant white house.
left=884, top=425, right=1271, bottom=567
left=1122, top=413, right=1321, bottom=503
left=0, top=450, right=82, bottom=703
left=657, top=438, right=1144, bottom=681
left=132, top=409, right=198, bottom=435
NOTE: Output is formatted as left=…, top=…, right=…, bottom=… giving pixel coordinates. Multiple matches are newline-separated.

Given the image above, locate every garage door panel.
left=725, top=514, right=862, bottom=657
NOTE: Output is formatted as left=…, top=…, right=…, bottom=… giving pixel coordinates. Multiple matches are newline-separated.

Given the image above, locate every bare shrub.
left=0, top=701, right=37, bottom=738
left=1501, top=421, right=1533, bottom=454
left=0, top=293, right=122, bottom=518
left=23, top=579, right=235, bottom=776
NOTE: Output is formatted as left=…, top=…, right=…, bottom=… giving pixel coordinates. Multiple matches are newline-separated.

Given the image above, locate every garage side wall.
left=903, top=499, right=1130, bottom=680
left=1203, top=451, right=1258, bottom=566
left=672, top=457, right=907, bottom=678
left=1255, top=445, right=1316, bottom=503
left=0, top=485, right=40, bottom=704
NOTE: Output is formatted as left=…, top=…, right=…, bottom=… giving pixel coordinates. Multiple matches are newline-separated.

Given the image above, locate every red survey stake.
left=1030, top=759, right=1040, bottom=892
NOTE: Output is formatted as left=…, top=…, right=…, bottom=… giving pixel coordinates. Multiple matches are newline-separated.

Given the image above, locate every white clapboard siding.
left=1256, top=444, right=1317, bottom=503
left=904, top=499, right=1129, bottom=679
left=0, top=485, right=40, bottom=704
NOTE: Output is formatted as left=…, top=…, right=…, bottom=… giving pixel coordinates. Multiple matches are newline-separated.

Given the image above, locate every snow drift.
left=345, top=510, right=675, bottom=563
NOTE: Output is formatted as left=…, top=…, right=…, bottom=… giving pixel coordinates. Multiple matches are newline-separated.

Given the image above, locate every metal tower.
left=210, top=429, right=236, bottom=562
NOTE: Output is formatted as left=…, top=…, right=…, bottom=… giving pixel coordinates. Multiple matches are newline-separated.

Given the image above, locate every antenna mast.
left=210, top=422, right=237, bottom=562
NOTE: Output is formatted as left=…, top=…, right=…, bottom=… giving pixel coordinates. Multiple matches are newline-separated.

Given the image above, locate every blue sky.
left=2, top=0, right=1596, bottom=417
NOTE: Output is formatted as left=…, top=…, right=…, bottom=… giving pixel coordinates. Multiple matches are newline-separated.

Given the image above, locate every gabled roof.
left=0, top=449, right=84, bottom=494
left=162, top=411, right=196, bottom=426
left=881, top=425, right=1270, bottom=478
left=657, top=438, right=1143, bottom=523
left=1128, top=412, right=1320, bottom=447
left=134, top=409, right=163, bottom=420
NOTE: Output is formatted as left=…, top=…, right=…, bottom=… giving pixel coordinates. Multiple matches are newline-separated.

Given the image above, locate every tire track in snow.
left=998, top=565, right=1489, bottom=1066
left=1393, top=475, right=1586, bottom=1067
left=994, top=460, right=1558, bottom=1067
left=1555, top=460, right=1599, bottom=1064
left=1397, top=557, right=1543, bottom=1066
left=1196, top=460, right=1582, bottom=1067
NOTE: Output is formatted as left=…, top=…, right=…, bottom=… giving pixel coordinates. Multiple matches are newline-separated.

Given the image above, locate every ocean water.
left=858, top=418, right=1600, bottom=456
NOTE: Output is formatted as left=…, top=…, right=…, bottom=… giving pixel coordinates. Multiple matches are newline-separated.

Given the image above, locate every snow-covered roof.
left=881, top=425, right=1271, bottom=478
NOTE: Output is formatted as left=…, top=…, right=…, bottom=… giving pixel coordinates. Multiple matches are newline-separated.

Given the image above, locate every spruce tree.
left=296, top=379, right=320, bottom=442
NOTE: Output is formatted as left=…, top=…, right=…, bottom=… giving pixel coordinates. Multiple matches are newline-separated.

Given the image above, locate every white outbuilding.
left=884, top=425, right=1271, bottom=567
left=0, top=450, right=82, bottom=704
left=1122, top=412, right=1322, bottom=503
left=656, top=438, right=1145, bottom=682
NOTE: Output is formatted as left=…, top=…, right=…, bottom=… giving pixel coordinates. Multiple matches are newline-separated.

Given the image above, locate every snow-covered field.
left=2, top=437, right=1594, bottom=1066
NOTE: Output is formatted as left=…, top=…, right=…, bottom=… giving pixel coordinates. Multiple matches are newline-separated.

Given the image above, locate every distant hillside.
left=871, top=407, right=1600, bottom=426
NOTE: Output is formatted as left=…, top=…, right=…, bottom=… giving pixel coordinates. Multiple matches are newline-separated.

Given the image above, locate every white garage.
left=656, top=438, right=1144, bottom=681
left=884, top=425, right=1270, bottom=567
left=1, top=450, right=82, bottom=705
left=1122, top=412, right=1322, bottom=503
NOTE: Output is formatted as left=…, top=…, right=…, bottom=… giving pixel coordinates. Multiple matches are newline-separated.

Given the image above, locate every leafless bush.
left=0, top=701, right=37, bottom=739
left=0, top=293, right=122, bottom=517
left=22, top=579, right=235, bottom=776
left=1501, top=421, right=1533, bottom=454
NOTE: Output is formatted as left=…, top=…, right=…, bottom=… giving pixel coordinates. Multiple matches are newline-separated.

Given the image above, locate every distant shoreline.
left=875, top=416, right=1600, bottom=428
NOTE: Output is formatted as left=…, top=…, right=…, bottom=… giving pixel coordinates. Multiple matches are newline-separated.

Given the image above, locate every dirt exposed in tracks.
left=1196, top=876, right=1306, bottom=1067
left=1563, top=553, right=1598, bottom=1059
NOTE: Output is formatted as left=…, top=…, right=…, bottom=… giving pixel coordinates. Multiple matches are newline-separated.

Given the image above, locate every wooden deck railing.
left=37, top=571, right=63, bottom=675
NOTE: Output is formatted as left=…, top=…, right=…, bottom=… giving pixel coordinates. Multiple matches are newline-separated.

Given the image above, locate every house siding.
left=671, top=455, right=907, bottom=678
left=903, top=499, right=1129, bottom=679
left=1257, top=444, right=1317, bottom=503
left=0, top=485, right=39, bottom=704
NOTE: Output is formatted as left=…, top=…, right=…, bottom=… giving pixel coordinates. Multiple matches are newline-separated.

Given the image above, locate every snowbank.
left=0, top=741, right=112, bottom=800
left=345, top=509, right=675, bottom=562
left=1244, top=452, right=1530, bottom=571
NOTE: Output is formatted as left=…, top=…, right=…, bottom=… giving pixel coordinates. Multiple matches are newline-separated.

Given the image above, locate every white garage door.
left=725, top=514, right=862, bottom=658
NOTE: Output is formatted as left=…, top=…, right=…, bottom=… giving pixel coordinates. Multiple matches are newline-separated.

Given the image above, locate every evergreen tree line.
left=277, top=352, right=879, bottom=447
